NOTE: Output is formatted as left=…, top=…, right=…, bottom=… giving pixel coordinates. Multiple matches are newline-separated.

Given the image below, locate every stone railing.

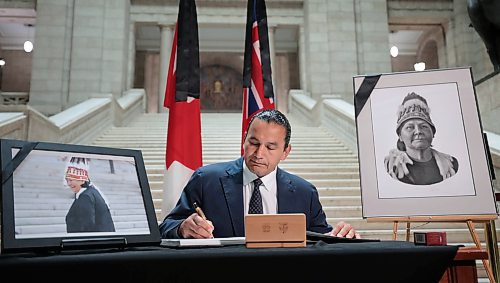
left=0, top=89, right=145, bottom=145
left=288, top=89, right=320, bottom=126
left=35, top=98, right=113, bottom=144
left=322, top=98, right=357, bottom=153
left=1, top=92, right=29, bottom=105
left=0, top=111, right=27, bottom=139
left=114, top=89, right=146, bottom=127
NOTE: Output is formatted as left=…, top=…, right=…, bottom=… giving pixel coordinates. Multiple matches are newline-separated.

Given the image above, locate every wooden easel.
left=369, top=215, right=498, bottom=283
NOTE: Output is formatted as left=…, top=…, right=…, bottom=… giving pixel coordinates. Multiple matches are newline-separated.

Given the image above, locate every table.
left=0, top=240, right=458, bottom=282
left=440, top=247, right=489, bottom=283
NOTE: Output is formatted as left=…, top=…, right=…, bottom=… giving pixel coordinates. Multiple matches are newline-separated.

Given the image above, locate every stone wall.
left=28, top=0, right=130, bottom=116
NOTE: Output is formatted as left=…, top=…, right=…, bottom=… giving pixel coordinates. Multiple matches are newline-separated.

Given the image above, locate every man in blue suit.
left=159, top=109, right=359, bottom=239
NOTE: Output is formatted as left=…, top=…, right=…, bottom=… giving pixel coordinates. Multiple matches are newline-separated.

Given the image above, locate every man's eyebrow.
left=265, top=141, right=279, bottom=147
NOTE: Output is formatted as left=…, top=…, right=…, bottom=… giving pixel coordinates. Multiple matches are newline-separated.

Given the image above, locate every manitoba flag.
left=162, top=0, right=202, bottom=216
left=241, top=0, right=275, bottom=153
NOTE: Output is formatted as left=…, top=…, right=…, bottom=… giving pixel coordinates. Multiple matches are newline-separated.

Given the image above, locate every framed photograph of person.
left=353, top=67, right=498, bottom=219
left=0, top=139, right=161, bottom=253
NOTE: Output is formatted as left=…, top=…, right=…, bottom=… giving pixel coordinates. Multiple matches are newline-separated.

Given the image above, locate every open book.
left=160, top=237, right=246, bottom=248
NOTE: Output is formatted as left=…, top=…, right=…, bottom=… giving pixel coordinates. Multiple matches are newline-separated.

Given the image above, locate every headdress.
left=396, top=92, right=436, bottom=135
left=65, top=157, right=89, bottom=181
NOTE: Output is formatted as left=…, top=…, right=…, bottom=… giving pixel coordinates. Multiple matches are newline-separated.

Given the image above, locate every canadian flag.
left=162, top=0, right=202, bottom=217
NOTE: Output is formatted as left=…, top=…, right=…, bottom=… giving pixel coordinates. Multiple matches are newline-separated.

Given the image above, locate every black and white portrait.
left=354, top=68, right=497, bottom=218
left=370, top=83, right=475, bottom=198
left=383, top=92, right=459, bottom=185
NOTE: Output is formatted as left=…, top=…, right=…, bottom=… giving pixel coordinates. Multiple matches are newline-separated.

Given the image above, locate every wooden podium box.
left=245, top=214, right=306, bottom=248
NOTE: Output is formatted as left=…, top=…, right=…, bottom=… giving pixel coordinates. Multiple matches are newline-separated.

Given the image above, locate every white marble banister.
left=49, top=98, right=111, bottom=129
left=288, top=89, right=320, bottom=126
left=114, top=89, right=146, bottom=127
left=29, top=98, right=113, bottom=145
left=322, top=98, right=357, bottom=153
left=0, top=89, right=145, bottom=145
left=0, top=112, right=27, bottom=139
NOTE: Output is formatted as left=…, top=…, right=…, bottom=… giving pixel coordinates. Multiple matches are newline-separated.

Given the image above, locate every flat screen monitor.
left=1, top=139, right=161, bottom=253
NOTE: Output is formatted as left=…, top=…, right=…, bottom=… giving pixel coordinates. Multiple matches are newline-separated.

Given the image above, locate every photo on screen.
left=1, top=139, right=160, bottom=253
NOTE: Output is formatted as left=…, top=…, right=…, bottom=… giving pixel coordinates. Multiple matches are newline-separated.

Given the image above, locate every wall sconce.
left=24, top=23, right=34, bottom=53
left=24, top=41, right=33, bottom=53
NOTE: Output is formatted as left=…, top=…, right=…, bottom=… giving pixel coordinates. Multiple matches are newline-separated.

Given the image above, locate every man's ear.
left=281, top=144, right=291, bottom=161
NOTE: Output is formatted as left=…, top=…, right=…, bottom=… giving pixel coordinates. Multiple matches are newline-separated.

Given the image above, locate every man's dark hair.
left=246, top=109, right=291, bottom=149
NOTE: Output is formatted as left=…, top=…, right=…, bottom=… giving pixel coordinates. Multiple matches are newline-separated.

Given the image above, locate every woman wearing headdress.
left=384, top=92, right=459, bottom=185
left=64, top=157, right=115, bottom=233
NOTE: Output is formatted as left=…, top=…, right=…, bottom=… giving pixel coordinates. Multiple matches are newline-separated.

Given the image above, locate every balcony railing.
left=1, top=92, right=29, bottom=105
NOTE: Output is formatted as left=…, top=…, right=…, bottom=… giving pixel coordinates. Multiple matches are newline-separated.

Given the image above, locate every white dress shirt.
left=242, top=161, right=278, bottom=215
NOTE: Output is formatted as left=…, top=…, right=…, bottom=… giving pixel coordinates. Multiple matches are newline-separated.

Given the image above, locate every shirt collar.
left=75, top=187, right=87, bottom=199
left=242, top=160, right=277, bottom=190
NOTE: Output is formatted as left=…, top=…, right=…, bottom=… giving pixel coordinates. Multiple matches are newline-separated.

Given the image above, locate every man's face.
left=399, top=118, right=434, bottom=151
left=243, top=119, right=291, bottom=177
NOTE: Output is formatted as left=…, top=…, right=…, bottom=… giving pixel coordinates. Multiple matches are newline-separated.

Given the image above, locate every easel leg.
left=393, top=221, right=398, bottom=240
left=466, top=220, right=496, bottom=283
left=406, top=222, right=411, bottom=242
left=484, top=221, right=499, bottom=282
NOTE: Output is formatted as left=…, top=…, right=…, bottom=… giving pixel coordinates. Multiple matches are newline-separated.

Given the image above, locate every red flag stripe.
left=164, top=0, right=202, bottom=172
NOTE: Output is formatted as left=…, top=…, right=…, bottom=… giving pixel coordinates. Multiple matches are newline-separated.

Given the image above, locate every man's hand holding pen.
left=178, top=203, right=214, bottom=239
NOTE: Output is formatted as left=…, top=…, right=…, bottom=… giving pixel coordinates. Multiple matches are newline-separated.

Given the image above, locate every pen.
left=193, top=202, right=207, bottom=220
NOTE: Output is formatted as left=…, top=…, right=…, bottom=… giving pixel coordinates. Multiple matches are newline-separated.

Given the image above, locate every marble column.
left=127, top=22, right=136, bottom=91
left=158, top=23, right=174, bottom=113
left=298, top=25, right=307, bottom=93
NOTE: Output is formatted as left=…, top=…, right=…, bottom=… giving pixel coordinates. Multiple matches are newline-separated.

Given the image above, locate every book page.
left=161, top=237, right=245, bottom=247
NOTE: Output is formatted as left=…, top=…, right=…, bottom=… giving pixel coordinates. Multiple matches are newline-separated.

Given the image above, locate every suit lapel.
left=221, top=158, right=245, bottom=236
left=276, top=168, right=298, bottom=213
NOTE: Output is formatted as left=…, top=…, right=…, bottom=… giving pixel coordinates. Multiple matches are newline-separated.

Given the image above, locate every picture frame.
left=1, top=139, right=161, bottom=253
left=353, top=67, right=498, bottom=218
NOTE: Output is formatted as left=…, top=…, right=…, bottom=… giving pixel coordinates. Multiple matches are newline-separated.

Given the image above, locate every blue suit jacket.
left=159, top=157, right=332, bottom=238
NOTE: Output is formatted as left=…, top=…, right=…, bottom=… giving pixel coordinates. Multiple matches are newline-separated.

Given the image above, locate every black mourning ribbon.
left=1, top=142, right=38, bottom=186
left=354, top=75, right=381, bottom=118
